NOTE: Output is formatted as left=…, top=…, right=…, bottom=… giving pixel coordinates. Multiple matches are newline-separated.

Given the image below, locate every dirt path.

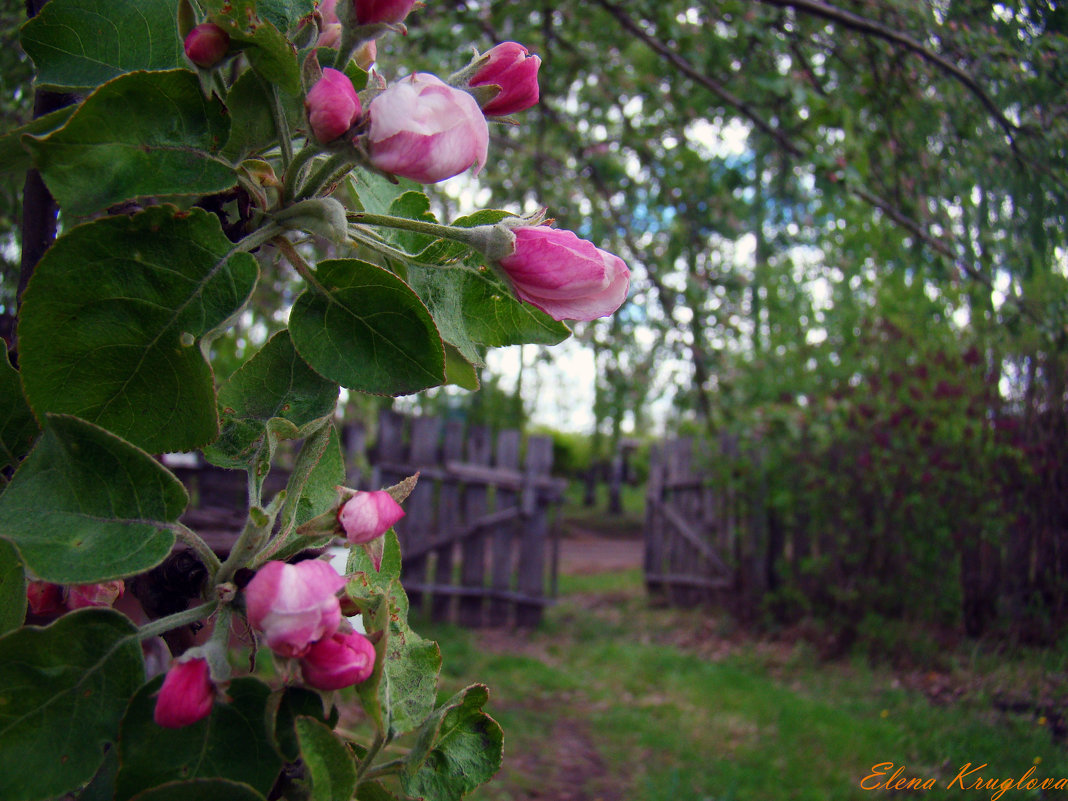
left=556, top=529, right=643, bottom=575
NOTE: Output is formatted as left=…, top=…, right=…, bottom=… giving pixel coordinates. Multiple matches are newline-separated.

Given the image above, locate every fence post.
left=516, top=436, right=552, bottom=626
left=645, top=443, right=665, bottom=600
left=432, top=420, right=465, bottom=622
left=489, top=429, right=520, bottom=626
left=458, top=426, right=492, bottom=627
left=404, top=416, right=440, bottom=613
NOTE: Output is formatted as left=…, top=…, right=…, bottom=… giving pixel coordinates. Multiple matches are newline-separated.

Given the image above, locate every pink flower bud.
left=367, top=73, right=489, bottom=183
left=305, top=68, right=362, bottom=144
left=299, top=630, right=376, bottom=690
left=469, top=42, right=541, bottom=116
left=244, top=560, right=347, bottom=657
left=317, top=22, right=343, bottom=48
left=319, top=0, right=340, bottom=24
left=354, top=0, right=416, bottom=25
left=153, top=657, right=215, bottom=728
left=26, top=581, right=65, bottom=616
left=65, top=579, right=124, bottom=610
left=338, top=490, right=405, bottom=544
left=184, top=23, right=230, bottom=69
left=498, top=227, right=630, bottom=321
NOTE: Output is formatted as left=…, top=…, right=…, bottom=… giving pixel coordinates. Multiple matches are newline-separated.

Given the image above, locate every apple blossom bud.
left=26, top=581, right=65, bottom=616
left=354, top=0, right=416, bottom=25
left=153, top=657, right=215, bottom=728
left=355, top=39, right=377, bottom=70
left=244, top=560, right=347, bottom=657
left=338, top=490, right=405, bottom=544
left=300, top=630, right=376, bottom=690
left=497, top=227, right=630, bottom=321
left=305, top=68, right=362, bottom=143
left=184, top=23, right=230, bottom=69
left=65, top=579, right=124, bottom=610
left=469, top=42, right=541, bottom=116
left=366, top=73, right=489, bottom=183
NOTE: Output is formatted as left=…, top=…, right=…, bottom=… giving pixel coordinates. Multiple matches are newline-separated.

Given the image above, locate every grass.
left=380, top=568, right=1068, bottom=801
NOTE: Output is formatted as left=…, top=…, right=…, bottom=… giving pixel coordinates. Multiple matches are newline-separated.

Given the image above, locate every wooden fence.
left=370, top=411, right=565, bottom=627
left=645, top=437, right=734, bottom=608
left=169, top=411, right=565, bottom=627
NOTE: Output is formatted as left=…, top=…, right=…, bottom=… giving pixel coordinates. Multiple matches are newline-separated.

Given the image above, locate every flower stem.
left=283, top=144, right=322, bottom=201
left=137, top=600, right=218, bottom=641
left=215, top=506, right=272, bottom=585
left=298, top=152, right=360, bottom=200
left=347, top=212, right=480, bottom=244
left=172, top=523, right=223, bottom=577
left=265, top=78, right=294, bottom=173
left=355, top=731, right=388, bottom=783
left=232, top=222, right=286, bottom=255
left=273, top=236, right=328, bottom=293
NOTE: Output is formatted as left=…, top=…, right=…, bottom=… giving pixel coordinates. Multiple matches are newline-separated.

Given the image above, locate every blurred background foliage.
left=4, top=0, right=1068, bottom=643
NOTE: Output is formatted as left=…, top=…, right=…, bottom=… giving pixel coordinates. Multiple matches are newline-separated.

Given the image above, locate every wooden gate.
left=370, top=411, right=565, bottom=627
left=645, top=437, right=735, bottom=607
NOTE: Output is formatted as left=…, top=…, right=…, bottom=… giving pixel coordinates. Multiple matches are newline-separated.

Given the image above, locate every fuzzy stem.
left=137, top=601, right=218, bottom=641
left=355, top=731, right=388, bottom=783
left=215, top=507, right=272, bottom=585
left=267, top=79, right=294, bottom=173
left=273, top=236, right=328, bottom=293
left=346, top=212, right=480, bottom=244
left=172, top=523, right=223, bottom=577
left=284, top=144, right=323, bottom=201
left=298, top=152, right=359, bottom=200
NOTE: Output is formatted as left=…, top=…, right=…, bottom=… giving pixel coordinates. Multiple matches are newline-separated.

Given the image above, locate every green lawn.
left=391, top=569, right=1068, bottom=801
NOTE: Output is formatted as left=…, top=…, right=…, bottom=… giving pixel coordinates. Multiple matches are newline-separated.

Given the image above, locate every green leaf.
left=405, top=263, right=570, bottom=367
left=0, top=609, right=144, bottom=801
left=386, top=191, right=439, bottom=254
left=348, top=532, right=442, bottom=738
left=289, top=259, right=446, bottom=396
left=0, top=540, right=25, bottom=637
left=296, top=716, right=358, bottom=801
left=223, top=69, right=304, bottom=160
left=202, top=0, right=301, bottom=93
left=0, top=349, right=40, bottom=477
left=0, top=415, right=186, bottom=583
left=18, top=207, right=259, bottom=454
left=128, top=779, right=267, bottom=801
left=20, top=0, right=183, bottom=90
left=401, top=685, right=504, bottom=801
left=256, top=0, right=317, bottom=33
left=77, top=744, right=118, bottom=801
left=350, top=168, right=423, bottom=216
left=269, top=686, right=337, bottom=763
left=0, top=105, right=76, bottom=176
left=115, top=677, right=283, bottom=801
left=204, top=330, right=339, bottom=470
left=444, top=344, right=480, bottom=391
left=24, top=70, right=235, bottom=216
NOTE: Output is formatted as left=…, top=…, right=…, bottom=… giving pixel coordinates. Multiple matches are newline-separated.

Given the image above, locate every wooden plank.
left=645, top=573, right=733, bottom=591
left=404, top=416, right=440, bottom=613
left=489, top=429, right=520, bottom=626
left=376, top=460, right=567, bottom=496
left=401, top=583, right=551, bottom=606
left=344, top=422, right=367, bottom=486
left=432, top=420, right=464, bottom=622
left=373, top=410, right=406, bottom=489
left=516, top=436, right=552, bottom=626
left=658, top=501, right=730, bottom=575
left=459, top=425, right=492, bottom=627
left=644, top=443, right=666, bottom=598
left=402, top=508, right=521, bottom=560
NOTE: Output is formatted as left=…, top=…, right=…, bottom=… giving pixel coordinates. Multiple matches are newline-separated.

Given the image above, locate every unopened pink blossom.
left=367, top=73, right=489, bottom=183
left=300, top=630, right=377, bottom=690
left=469, top=42, right=541, bottom=116
left=305, top=68, right=362, bottom=143
left=153, top=657, right=215, bottom=728
left=26, top=581, right=65, bottom=616
left=244, top=560, right=346, bottom=657
left=354, top=0, right=416, bottom=25
left=338, top=490, right=405, bottom=544
left=184, top=23, right=230, bottom=69
left=65, top=579, right=124, bottom=610
left=498, top=227, right=630, bottom=321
